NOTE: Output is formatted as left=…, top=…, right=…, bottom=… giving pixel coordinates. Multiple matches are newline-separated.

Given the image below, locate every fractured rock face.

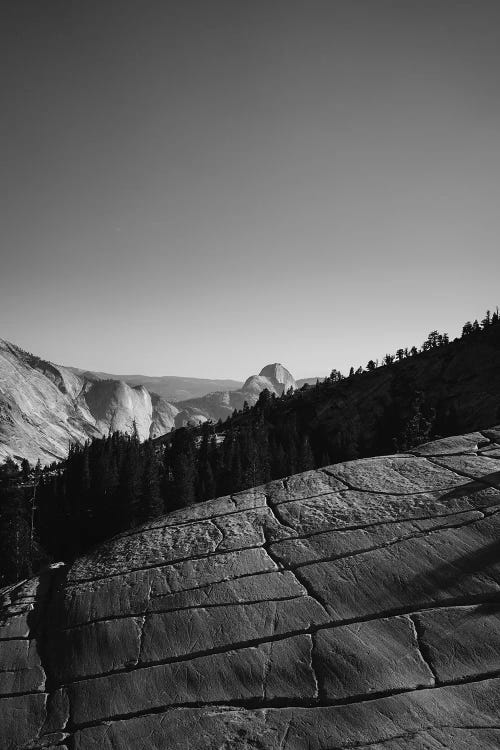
left=1, top=428, right=500, bottom=748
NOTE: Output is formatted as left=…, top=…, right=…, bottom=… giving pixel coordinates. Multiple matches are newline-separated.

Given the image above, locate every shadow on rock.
left=28, top=563, right=71, bottom=737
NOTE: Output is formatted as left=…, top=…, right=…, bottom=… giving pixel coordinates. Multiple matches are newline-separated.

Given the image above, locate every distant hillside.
left=296, top=376, right=321, bottom=389
left=70, top=368, right=242, bottom=402
left=0, top=340, right=180, bottom=464
left=68, top=365, right=310, bottom=428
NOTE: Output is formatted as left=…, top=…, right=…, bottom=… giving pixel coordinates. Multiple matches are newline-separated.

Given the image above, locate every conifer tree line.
left=0, top=457, right=41, bottom=585
left=1, top=307, right=499, bottom=585
left=339, top=308, right=499, bottom=376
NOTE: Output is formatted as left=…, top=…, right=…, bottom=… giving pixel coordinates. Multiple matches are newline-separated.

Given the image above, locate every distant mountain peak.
left=241, top=363, right=296, bottom=398
left=259, top=363, right=294, bottom=385
left=0, top=342, right=181, bottom=464
left=170, top=363, right=298, bottom=428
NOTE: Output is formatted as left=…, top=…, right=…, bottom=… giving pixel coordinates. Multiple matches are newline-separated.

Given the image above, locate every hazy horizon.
left=2, top=1, right=499, bottom=380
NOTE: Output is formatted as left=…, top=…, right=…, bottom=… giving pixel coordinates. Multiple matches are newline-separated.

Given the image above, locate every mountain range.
left=0, top=338, right=307, bottom=464
left=68, top=368, right=243, bottom=403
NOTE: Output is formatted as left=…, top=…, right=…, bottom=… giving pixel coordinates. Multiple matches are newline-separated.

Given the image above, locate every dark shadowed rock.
left=2, top=428, right=500, bottom=748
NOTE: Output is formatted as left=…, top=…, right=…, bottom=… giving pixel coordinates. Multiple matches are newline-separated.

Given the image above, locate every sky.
left=1, top=0, right=499, bottom=380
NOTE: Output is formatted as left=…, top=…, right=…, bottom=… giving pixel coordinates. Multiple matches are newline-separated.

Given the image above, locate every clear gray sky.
left=1, top=1, right=499, bottom=380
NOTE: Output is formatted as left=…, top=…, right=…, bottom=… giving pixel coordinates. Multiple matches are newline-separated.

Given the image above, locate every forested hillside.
left=219, top=308, right=500, bottom=465
left=1, top=308, right=499, bottom=585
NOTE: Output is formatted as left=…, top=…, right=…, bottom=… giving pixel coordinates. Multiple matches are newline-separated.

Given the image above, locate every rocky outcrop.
left=174, top=363, right=297, bottom=426
left=242, top=363, right=297, bottom=396
left=0, top=339, right=99, bottom=464
left=2, top=428, right=500, bottom=748
left=0, top=339, right=181, bottom=463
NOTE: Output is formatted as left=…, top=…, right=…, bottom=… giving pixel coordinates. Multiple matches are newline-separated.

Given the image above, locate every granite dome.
left=2, top=428, right=500, bottom=748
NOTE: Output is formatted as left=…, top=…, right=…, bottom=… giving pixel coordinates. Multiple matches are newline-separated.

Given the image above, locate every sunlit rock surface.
left=2, top=429, right=500, bottom=749
left=0, top=339, right=179, bottom=463
left=0, top=338, right=297, bottom=462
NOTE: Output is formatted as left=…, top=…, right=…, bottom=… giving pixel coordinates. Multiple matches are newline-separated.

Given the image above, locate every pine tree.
left=170, top=428, right=197, bottom=507
left=120, top=436, right=143, bottom=528
left=173, top=452, right=196, bottom=507
left=142, top=441, right=163, bottom=521
left=299, top=435, right=315, bottom=471
left=230, top=436, right=243, bottom=492
left=394, top=391, right=435, bottom=452
left=20, top=458, right=31, bottom=483
left=271, top=439, right=287, bottom=479
left=283, top=417, right=299, bottom=475
left=197, top=458, right=216, bottom=501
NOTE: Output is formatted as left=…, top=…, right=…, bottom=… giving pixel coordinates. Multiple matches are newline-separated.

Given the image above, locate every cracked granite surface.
left=2, top=429, right=500, bottom=748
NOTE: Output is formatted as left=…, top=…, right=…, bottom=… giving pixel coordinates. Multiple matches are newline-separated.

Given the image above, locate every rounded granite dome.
left=2, top=429, right=500, bottom=749
left=259, top=363, right=296, bottom=390
left=242, top=363, right=296, bottom=397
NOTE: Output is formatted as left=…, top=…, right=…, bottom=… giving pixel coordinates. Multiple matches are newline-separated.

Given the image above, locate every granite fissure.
left=406, top=614, right=438, bottom=684
left=112, top=493, right=268, bottom=541
left=67, top=674, right=500, bottom=749
left=66, top=668, right=500, bottom=731
left=65, top=553, right=278, bottom=603
left=336, top=731, right=436, bottom=750
left=67, top=541, right=278, bottom=586
left=263, top=493, right=298, bottom=534
left=427, top=456, right=500, bottom=489
left=50, top=596, right=500, bottom=685
left=294, top=510, right=492, bottom=568
left=260, top=525, right=331, bottom=613
left=60, top=594, right=311, bottom=632
left=208, top=518, right=226, bottom=554
left=269, top=505, right=492, bottom=541
left=320, top=466, right=463, bottom=496
left=135, top=614, right=147, bottom=669
left=56, top=611, right=330, bottom=686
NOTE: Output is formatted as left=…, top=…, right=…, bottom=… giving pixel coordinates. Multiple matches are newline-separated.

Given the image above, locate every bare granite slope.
left=0, top=339, right=180, bottom=464
left=1, top=428, right=500, bottom=748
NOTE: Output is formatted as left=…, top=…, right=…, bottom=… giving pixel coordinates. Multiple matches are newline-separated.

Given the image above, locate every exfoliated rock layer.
left=1, top=429, right=500, bottom=748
